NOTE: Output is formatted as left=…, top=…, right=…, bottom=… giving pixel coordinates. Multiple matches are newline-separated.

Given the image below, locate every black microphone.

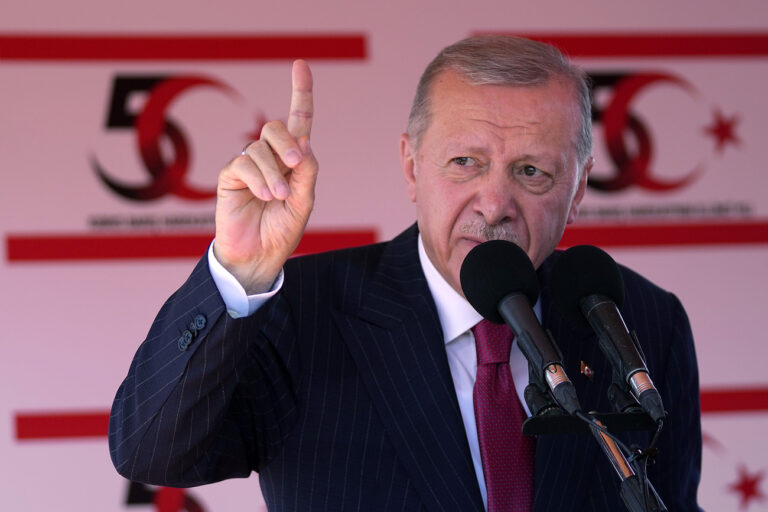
left=550, top=245, right=666, bottom=423
left=460, top=240, right=581, bottom=415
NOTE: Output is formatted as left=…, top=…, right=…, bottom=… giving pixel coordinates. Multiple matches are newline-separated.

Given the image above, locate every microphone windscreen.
left=460, top=240, right=539, bottom=324
left=549, top=245, right=625, bottom=328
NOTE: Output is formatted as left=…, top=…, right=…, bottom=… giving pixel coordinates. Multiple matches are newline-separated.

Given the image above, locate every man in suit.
left=109, top=36, right=702, bottom=511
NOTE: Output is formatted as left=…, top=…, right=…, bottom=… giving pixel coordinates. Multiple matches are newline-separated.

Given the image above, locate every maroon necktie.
left=473, top=319, right=535, bottom=511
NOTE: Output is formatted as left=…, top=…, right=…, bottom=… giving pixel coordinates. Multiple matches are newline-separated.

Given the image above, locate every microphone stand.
left=588, top=419, right=667, bottom=512
left=520, top=353, right=668, bottom=512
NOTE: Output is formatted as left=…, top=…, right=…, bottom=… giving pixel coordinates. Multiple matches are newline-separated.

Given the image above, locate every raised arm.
left=109, top=61, right=315, bottom=486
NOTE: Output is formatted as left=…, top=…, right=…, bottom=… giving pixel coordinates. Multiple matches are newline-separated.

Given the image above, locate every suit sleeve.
left=108, top=254, right=300, bottom=487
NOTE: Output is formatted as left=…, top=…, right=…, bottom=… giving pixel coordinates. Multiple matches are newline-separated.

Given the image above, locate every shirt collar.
left=418, top=234, right=483, bottom=345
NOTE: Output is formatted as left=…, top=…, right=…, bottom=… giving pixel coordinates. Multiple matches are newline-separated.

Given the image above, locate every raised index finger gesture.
left=287, top=59, right=313, bottom=138
left=214, top=60, right=319, bottom=294
left=281, top=59, right=317, bottom=206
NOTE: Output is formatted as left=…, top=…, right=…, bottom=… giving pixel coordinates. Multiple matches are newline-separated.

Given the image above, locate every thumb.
left=298, top=135, right=311, bottom=156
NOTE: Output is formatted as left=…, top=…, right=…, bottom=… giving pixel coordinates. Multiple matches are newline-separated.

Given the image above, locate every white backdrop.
left=2, top=0, right=768, bottom=510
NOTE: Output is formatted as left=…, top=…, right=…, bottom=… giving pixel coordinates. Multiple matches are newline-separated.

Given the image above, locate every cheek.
left=415, top=181, right=451, bottom=248
left=522, top=197, right=571, bottom=263
left=425, top=181, right=468, bottom=226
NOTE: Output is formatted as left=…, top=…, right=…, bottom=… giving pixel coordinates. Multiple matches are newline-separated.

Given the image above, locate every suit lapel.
left=333, top=226, right=484, bottom=512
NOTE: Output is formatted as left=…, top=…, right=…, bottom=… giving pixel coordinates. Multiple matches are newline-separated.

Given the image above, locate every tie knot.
left=472, top=319, right=513, bottom=365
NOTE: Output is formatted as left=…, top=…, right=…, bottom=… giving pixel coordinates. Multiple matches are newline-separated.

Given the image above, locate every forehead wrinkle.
left=466, top=116, right=548, bottom=148
left=433, top=128, right=562, bottom=167
left=440, top=117, right=544, bottom=152
left=462, top=106, right=545, bottom=128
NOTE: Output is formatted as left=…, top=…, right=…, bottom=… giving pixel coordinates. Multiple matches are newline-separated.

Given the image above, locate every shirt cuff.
left=207, top=241, right=284, bottom=318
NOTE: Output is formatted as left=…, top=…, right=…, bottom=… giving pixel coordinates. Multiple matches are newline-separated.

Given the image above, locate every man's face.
left=400, top=70, right=592, bottom=296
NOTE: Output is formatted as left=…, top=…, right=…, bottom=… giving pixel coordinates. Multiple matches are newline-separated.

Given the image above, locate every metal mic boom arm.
left=588, top=419, right=668, bottom=512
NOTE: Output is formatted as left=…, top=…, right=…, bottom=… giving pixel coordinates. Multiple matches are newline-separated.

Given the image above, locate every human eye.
left=451, top=156, right=478, bottom=167
left=444, top=156, right=485, bottom=181
left=521, top=165, right=540, bottom=177
left=513, top=164, right=554, bottom=194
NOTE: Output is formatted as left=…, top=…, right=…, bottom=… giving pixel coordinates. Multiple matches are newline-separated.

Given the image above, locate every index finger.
left=287, top=59, right=313, bottom=139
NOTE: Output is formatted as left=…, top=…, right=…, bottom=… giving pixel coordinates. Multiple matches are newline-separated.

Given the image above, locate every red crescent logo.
left=591, top=72, right=704, bottom=192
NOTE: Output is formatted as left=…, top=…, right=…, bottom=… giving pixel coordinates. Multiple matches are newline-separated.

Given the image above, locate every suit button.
left=178, top=330, right=193, bottom=351
left=194, top=314, right=207, bottom=330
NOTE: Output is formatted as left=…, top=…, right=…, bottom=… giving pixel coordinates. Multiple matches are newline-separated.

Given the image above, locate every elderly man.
left=109, top=36, right=702, bottom=511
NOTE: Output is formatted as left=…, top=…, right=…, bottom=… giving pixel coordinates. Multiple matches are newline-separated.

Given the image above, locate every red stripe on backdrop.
left=486, top=32, right=768, bottom=57
left=5, top=230, right=377, bottom=262
left=16, top=411, right=108, bottom=440
left=700, top=388, right=768, bottom=414
left=13, top=387, right=768, bottom=439
left=0, top=34, right=367, bottom=61
left=559, top=221, right=768, bottom=248
left=6, top=222, right=768, bottom=262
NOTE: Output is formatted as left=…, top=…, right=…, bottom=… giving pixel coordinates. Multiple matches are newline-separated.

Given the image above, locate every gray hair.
left=407, top=35, right=593, bottom=167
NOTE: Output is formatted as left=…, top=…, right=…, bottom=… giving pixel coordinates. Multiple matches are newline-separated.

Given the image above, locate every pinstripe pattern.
left=534, top=253, right=703, bottom=512
left=109, top=225, right=702, bottom=511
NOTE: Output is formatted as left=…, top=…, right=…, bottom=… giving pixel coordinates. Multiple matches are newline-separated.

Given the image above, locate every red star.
left=729, top=465, right=765, bottom=510
left=703, top=108, right=741, bottom=154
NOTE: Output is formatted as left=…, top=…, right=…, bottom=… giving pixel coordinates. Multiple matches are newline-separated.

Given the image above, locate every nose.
left=473, top=167, right=518, bottom=225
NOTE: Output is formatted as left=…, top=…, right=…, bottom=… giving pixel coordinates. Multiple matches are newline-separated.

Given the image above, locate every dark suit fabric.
left=109, top=225, right=702, bottom=511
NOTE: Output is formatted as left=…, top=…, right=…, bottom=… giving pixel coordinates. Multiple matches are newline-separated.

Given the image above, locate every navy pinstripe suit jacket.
left=109, top=224, right=702, bottom=511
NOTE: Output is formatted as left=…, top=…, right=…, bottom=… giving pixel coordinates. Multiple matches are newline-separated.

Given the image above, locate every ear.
left=566, top=156, right=593, bottom=224
left=400, top=133, right=417, bottom=202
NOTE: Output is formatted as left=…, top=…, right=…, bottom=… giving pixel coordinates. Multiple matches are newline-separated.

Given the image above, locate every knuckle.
left=222, top=155, right=245, bottom=174
left=226, top=154, right=262, bottom=178
left=230, top=154, right=254, bottom=171
left=290, top=107, right=313, bottom=119
left=251, top=140, right=272, bottom=154
left=261, top=120, right=285, bottom=137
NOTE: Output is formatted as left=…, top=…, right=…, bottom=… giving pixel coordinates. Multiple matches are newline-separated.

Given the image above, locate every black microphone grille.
left=549, top=245, right=625, bottom=327
left=460, top=240, right=539, bottom=324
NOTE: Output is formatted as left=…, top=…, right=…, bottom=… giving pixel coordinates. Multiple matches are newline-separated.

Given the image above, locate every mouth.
left=460, top=234, right=520, bottom=247
left=459, top=235, right=486, bottom=249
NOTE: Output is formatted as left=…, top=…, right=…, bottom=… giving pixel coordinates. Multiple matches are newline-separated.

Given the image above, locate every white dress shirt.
left=416, top=236, right=533, bottom=509
left=208, top=237, right=536, bottom=510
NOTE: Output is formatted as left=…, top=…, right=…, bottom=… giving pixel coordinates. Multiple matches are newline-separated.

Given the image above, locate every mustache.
left=460, top=221, right=519, bottom=244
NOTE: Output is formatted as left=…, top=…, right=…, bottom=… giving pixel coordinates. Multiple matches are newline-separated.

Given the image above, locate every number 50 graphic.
left=92, top=75, right=240, bottom=201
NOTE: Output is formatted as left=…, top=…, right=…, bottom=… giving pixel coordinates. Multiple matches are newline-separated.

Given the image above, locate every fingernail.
left=285, top=149, right=301, bottom=167
left=274, top=182, right=290, bottom=199
left=261, top=186, right=274, bottom=200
